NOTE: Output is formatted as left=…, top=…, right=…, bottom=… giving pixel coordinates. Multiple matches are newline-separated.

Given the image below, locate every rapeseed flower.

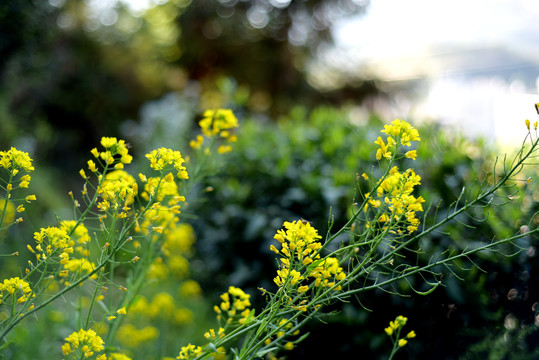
left=117, top=324, right=159, bottom=348
left=381, top=119, right=421, bottom=146
left=145, top=148, right=188, bottom=179
left=271, top=220, right=346, bottom=294
left=61, top=259, right=97, bottom=279
left=96, top=170, right=138, bottom=214
left=0, top=277, right=33, bottom=304
left=365, top=167, right=425, bottom=234
left=215, top=286, right=251, bottom=324
left=191, top=109, right=239, bottom=153
left=109, top=354, right=132, bottom=360
left=374, top=120, right=420, bottom=162
left=199, top=109, right=238, bottom=138
left=97, top=137, right=133, bottom=165
left=32, top=226, right=74, bottom=263
left=0, top=147, right=35, bottom=173
left=179, top=280, right=202, bottom=298
left=177, top=344, right=203, bottom=359
left=62, top=328, right=105, bottom=358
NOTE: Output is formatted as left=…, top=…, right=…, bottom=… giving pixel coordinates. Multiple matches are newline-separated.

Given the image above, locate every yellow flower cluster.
left=204, top=327, right=225, bottom=340
left=56, top=221, right=98, bottom=281
left=384, top=315, right=416, bottom=347
left=366, top=167, right=425, bottom=234
left=90, top=137, right=133, bottom=170
left=30, top=226, right=74, bottom=263
left=141, top=176, right=181, bottom=201
left=525, top=119, right=538, bottom=131
left=0, top=277, right=33, bottom=304
left=213, top=286, right=252, bottom=325
left=190, top=109, right=239, bottom=153
left=0, top=147, right=36, bottom=227
left=116, top=324, right=159, bottom=348
left=272, top=220, right=322, bottom=267
left=145, top=148, right=188, bottom=179
left=61, top=258, right=97, bottom=279
left=0, top=147, right=35, bottom=174
left=60, top=220, right=92, bottom=256
left=374, top=119, right=420, bottom=160
left=128, top=292, right=195, bottom=327
left=62, top=328, right=105, bottom=359
left=176, top=344, right=203, bottom=360
left=108, top=354, right=132, bottom=360
left=308, top=257, right=346, bottom=291
left=96, top=170, right=138, bottom=214
left=139, top=175, right=185, bottom=216
left=271, top=220, right=346, bottom=296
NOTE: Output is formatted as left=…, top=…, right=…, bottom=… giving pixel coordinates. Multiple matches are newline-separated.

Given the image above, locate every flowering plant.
left=0, top=106, right=538, bottom=359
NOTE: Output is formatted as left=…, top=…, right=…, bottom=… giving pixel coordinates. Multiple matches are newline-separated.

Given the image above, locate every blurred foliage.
left=0, top=0, right=377, bottom=172
left=176, top=0, right=377, bottom=113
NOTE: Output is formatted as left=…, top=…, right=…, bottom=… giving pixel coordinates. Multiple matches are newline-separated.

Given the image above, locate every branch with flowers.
left=0, top=104, right=537, bottom=359
left=174, top=114, right=538, bottom=359
left=0, top=109, right=238, bottom=359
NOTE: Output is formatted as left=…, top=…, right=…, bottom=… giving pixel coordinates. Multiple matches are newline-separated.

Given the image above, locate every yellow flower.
left=374, top=136, right=392, bottom=160
left=179, top=280, right=202, bottom=298
left=117, top=324, right=158, bottom=348
left=398, top=338, right=408, bottom=347
left=217, top=145, right=232, bottom=154
left=101, top=137, right=118, bottom=148
left=405, top=150, right=417, bottom=160
left=0, top=277, right=33, bottom=303
left=189, top=135, right=204, bottom=149
left=117, top=307, right=127, bottom=315
left=88, top=160, right=98, bottom=172
left=63, top=329, right=105, bottom=357
left=0, top=147, right=35, bottom=173
left=177, top=344, right=203, bottom=359
left=33, top=226, right=74, bottom=262
left=109, top=353, right=132, bottom=360
left=97, top=137, right=132, bottom=165
left=97, top=170, right=137, bottom=212
left=199, top=109, right=238, bottom=138
left=381, top=119, right=421, bottom=146
left=19, top=174, right=31, bottom=188
left=145, top=148, right=188, bottom=179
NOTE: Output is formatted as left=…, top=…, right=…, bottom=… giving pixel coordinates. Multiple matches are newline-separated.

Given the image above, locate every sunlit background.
left=65, top=0, right=539, bottom=146
left=330, top=0, right=539, bottom=145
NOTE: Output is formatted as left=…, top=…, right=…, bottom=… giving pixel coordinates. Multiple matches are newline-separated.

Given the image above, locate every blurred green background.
left=1, top=1, right=538, bottom=359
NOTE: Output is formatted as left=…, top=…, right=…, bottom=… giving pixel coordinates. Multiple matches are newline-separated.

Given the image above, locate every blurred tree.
left=0, top=1, right=148, bottom=171
left=176, top=0, right=375, bottom=113
left=0, top=0, right=377, bottom=171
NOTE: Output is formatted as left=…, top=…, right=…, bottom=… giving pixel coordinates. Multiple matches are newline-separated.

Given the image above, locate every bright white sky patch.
left=336, top=0, right=539, bottom=60
left=332, top=0, right=539, bottom=145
